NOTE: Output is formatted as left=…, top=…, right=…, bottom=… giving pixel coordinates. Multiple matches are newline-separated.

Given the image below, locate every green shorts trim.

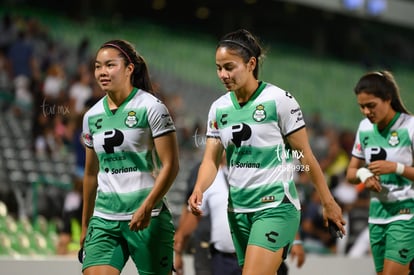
left=228, top=202, right=300, bottom=267
left=369, top=217, right=414, bottom=272
left=82, top=206, right=175, bottom=275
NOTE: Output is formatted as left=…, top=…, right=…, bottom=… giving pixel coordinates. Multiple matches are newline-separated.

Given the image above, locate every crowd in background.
left=0, top=12, right=371, bottom=258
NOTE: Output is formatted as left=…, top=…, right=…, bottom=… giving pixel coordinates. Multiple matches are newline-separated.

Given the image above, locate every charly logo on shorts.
left=252, top=104, right=266, bottom=122
left=125, top=111, right=138, bottom=127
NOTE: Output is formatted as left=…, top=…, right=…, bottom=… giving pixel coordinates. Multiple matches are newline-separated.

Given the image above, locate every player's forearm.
left=145, top=133, right=180, bottom=208
left=302, top=154, right=335, bottom=205
left=144, top=160, right=179, bottom=209
left=193, top=160, right=219, bottom=194
left=346, top=167, right=362, bottom=184
left=177, top=210, right=200, bottom=237
left=82, top=175, right=97, bottom=228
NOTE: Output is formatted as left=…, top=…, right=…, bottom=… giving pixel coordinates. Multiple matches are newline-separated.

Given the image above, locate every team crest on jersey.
left=253, top=104, right=266, bottom=122
left=125, top=111, right=138, bottom=128
left=388, top=131, right=399, bottom=146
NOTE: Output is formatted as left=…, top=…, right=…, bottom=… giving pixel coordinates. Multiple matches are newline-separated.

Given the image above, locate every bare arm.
left=188, top=137, right=224, bottom=216
left=290, top=231, right=306, bottom=268
left=368, top=160, right=414, bottom=181
left=174, top=206, right=201, bottom=253
left=286, top=127, right=346, bottom=234
left=80, top=146, right=99, bottom=247
left=129, top=131, right=180, bottom=231
left=347, top=154, right=414, bottom=192
left=346, top=156, right=366, bottom=184
left=347, top=156, right=382, bottom=192
left=174, top=205, right=202, bottom=275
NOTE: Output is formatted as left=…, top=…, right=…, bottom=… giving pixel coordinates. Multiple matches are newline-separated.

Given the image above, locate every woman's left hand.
left=322, top=201, right=346, bottom=236
left=368, top=160, right=397, bottom=176
left=129, top=205, right=152, bottom=231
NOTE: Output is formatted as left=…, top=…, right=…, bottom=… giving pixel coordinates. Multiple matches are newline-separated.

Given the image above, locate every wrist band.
left=293, top=240, right=303, bottom=245
left=396, top=162, right=405, bottom=175
left=356, top=167, right=374, bottom=183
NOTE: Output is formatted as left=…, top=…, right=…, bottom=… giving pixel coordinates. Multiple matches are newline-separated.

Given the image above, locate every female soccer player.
left=80, top=39, right=179, bottom=275
left=347, top=71, right=414, bottom=275
left=188, top=29, right=345, bottom=275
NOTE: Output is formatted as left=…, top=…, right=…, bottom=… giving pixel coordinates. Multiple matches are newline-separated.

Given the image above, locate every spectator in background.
left=301, top=187, right=338, bottom=254
left=13, top=74, right=33, bottom=112
left=68, top=63, right=93, bottom=115
left=318, top=128, right=349, bottom=182
left=42, top=62, right=66, bottom=106
left=7, top=29, right=36, bottom=81
left=76, top=37, right=93, bottom=68
left=7, top=28, right=37, bottom=116
left=0, top=48, right=13, bottom=111
left=56, top=113, right=85, bottom=255
left=174, top=161, right=213, bottom=275
left=0, top=13, right=17, bottom=53
left=174, top=158, right=237, bottom=275
left=346, top=70, right=414, bottom=275
left=309, top=124, right=350, bottom=188
left=84, top=81, right=106, bottom=110
left=346, top=190, right=371, bottom=258
left=56, top=176, right=83, bottom=255
left=72, top=113, right=86, bottom=182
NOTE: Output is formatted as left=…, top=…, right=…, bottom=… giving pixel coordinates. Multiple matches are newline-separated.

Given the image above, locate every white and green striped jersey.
left=82, top=88, right=175, bottom=220
left=352, top=112, right=414, bottom=224
left=206, top=81, right=305, bottom=213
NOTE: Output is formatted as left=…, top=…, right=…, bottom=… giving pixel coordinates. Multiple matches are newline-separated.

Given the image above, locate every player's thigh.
left=228, top=203, right=300, bottom=268
left=382, top=259, right=410, bottom=275
left=370, top=218, right=414, bottom=273
left=243, top=245, right=285, bottom=275
left=384, top=219, right=414, bottom=266
left=83, top=265, right=120, bottom=275
left=82, top=217, right=129, bottom=273
left=249, top=203, right=300, bottom=252
left=369, top=223, right=386, bottom=272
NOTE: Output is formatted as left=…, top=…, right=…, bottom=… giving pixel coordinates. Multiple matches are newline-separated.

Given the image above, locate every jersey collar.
left=103, top=87, right=139, bottom=116
left=374, top=112, right=401, bottom=137
left=230, top=81, right=266, bottom=110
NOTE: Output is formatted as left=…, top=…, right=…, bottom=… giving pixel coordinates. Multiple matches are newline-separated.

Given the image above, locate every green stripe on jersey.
left=87, top=107, right=149, bottom=135
left=359, top=128, right=411, bottom=149
left=369, top=199, right=414, bottom=223
left=216, top=100, right=277, bottom=128
left=95, top=188, right=152, bottom=215
left=228, top=179, right=298, bottom=211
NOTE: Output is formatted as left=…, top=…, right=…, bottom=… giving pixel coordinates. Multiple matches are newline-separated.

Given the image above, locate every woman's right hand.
left=363, top=175, right=382, bottom=192
left=174, top=252, right=184, bottom=275
left=79, top=225, right=88, bottom=248
left=187, top=190, right=203, bottom=216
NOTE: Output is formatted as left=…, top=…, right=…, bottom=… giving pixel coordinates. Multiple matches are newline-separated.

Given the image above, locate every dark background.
left=4, top=0, right=414, bottom=69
